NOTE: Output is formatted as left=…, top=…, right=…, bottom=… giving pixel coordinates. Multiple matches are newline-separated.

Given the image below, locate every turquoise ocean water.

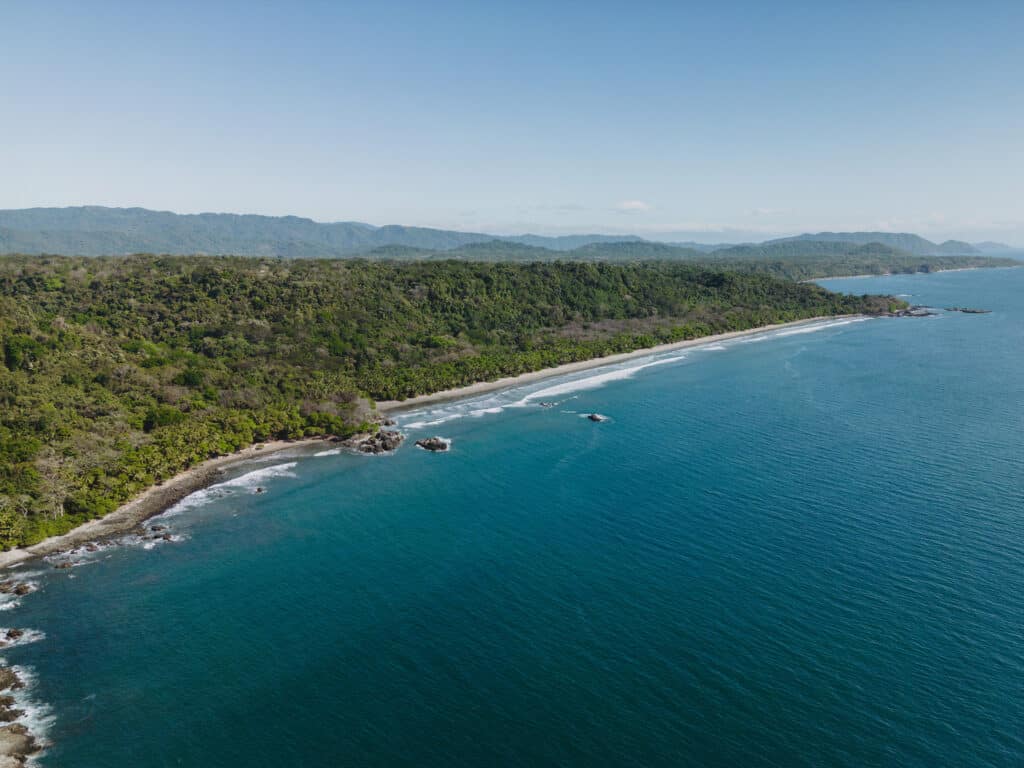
left=6, top=268, right=1024, bottom=766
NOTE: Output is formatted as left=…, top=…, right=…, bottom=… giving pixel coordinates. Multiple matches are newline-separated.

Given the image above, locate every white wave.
left=313, top=448, right=342, bottom=457
left=702, top=344, right=727, bottom=351
left=0, top=629, right=45, bottom=648
left=772, top=318, right=870, bottom=338
left=524, top=355, right=686, bottom=401
left=157, top=462, right=297, bottom=518
left=469, top=406, right=503, bottom=417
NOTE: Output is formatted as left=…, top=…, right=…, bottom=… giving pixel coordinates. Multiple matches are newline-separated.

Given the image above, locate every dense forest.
left=0, top=255, right=904, bottom=547
left=375, top=239, right=1017, bottom=278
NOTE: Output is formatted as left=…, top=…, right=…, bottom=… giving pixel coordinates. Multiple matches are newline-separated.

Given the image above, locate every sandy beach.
left=377, top=315, right=859, bottom=413
left=0, top=438, right=330, bottom=570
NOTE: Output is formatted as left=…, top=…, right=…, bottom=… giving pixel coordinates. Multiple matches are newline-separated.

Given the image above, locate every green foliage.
left=0, top=254, right=902, bottom=548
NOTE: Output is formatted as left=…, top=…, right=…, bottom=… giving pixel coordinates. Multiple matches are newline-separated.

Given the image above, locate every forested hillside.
left=0, top=255, right=900, bottom=547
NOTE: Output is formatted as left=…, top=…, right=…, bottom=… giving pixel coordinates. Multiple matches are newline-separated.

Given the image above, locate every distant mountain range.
left=0, top=206, right=1015, bottom=259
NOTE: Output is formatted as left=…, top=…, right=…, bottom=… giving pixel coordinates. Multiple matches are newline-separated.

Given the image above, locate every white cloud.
left=615, top=200, right=650, bottom=213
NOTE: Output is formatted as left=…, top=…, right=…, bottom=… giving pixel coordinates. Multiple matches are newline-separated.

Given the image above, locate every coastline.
left=377, top=315, right=861, bottom=413
left=2, top=314, right=868, bottom=568
left=0, top=438, right=330, bottom=570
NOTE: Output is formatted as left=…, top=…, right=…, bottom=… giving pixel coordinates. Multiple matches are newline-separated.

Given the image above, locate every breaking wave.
left=157, top=462, right=298, bottom=518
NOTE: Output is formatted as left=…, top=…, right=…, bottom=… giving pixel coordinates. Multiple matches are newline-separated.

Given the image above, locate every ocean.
left=6, top=267, right=1023, bottom=766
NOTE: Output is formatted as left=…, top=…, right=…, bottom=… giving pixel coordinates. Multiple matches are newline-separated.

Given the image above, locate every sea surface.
left=7, top=268, right=1024, bottom=767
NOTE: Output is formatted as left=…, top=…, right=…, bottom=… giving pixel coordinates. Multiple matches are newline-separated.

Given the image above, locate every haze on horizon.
left=4, top=1, right=1023, bottom=245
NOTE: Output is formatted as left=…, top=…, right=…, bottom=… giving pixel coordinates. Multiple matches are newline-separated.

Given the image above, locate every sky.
left=3, top=0, right=1023, bottom=243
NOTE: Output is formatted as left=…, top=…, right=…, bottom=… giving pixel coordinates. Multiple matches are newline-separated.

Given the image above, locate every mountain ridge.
left=0, top=206, right=1013, bottom=258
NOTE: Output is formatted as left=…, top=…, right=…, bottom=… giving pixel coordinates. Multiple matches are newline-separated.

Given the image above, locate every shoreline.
left=377, top=315, right=860, bottom=413
left=808, top=264, right=1021, bottom=283
left=2, top=314, right=870, bottom=567
left=0, top=438, right=330, bottom=570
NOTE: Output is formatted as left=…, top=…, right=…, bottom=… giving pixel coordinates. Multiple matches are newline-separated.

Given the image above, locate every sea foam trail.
left=157, top=462, right=298, bottom=518
left=397, top=318, right=872, bottom=432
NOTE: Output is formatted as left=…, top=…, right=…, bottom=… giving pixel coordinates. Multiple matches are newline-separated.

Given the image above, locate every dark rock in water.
left=538, top=402, right=556, bottom=408
left=12, top=585, right=31, bottom=597
left=255, top=486, right=266, bottom=494
left=150, top=525, right=167, bottom=532
left=382, top=418, right=397, bottom=426
left=415, top=437, right=450, bottom=452
left=0, top=583, right=12, bottom=595
left=85, top=543, right=99, bottom=552
left=54, top=562, right=73, bottom=570
left=4, top=630, right=23, bottom=641
left=162, top=533, right=173, bottom=541
left=945, top=306, right=992, bottom=314
left=587, top=413, right=609, bottom=422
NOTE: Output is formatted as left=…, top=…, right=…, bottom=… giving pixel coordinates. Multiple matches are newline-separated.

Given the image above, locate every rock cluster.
left=0, top=666, right=37, bottom=765
left=889, top=306, right=937, bottom=317
left=358, top=430, right=405, bottom=454
left=335, top=430, right=405, bottom=454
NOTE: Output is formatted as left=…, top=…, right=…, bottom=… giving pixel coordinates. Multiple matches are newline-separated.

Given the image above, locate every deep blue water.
left=6, top=268, right=1024, bottom=767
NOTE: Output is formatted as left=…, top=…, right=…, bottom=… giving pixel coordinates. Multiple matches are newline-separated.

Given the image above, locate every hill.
left=768, top=231, right=980, bottom=256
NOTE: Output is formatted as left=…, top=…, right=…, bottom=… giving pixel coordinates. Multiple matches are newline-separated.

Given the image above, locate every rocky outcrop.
left=336, top=430, right=406, bottom=454
left=945, top=307, right=992, bottom=314
left=415, top=437, right=450, bottom=452
left=0, top=722, right=38, bottom=765
left=0, top=667, right=38, bottom=765
left=888, top=306, right=937, bottom=317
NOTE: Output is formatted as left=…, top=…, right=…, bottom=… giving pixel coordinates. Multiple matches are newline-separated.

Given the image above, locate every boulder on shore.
left=415, top=437, right=450, bottom=452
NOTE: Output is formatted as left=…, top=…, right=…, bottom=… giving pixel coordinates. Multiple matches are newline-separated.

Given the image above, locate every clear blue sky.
left=4, top=1, right=1023, bottom=243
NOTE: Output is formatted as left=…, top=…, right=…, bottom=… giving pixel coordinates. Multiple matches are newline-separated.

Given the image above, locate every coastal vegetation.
left=0, top=255, right=905, bottom=547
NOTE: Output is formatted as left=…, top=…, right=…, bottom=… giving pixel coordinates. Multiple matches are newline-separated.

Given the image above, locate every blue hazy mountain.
left=0, top=206, right=1009, bottom=258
